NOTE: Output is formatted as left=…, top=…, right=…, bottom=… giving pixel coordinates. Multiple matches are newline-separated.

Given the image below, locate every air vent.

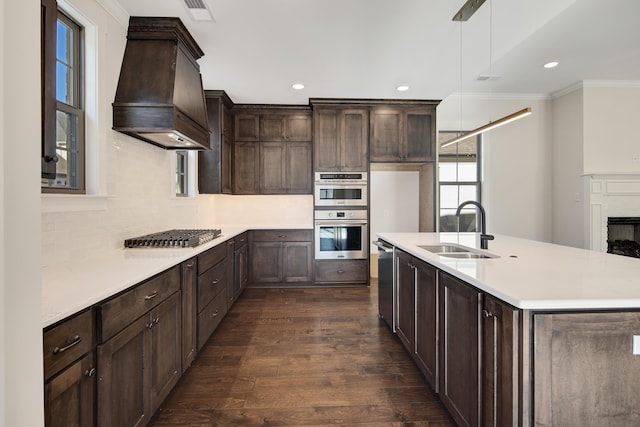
left=476, top=75, right=501, bottom=81
left=183, top=0, right=214, bottom=21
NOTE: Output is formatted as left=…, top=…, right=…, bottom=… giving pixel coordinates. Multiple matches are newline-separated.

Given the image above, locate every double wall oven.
left=314, top=172, right=368, bottom=260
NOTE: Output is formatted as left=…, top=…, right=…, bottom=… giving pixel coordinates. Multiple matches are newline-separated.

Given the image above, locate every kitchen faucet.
left=455, top=200, right=494, bottom=249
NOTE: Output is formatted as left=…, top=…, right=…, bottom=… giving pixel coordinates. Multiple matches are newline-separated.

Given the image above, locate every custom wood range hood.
left=112, top=17, right=210, bottom=150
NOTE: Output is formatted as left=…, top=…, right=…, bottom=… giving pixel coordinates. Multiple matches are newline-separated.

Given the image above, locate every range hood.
left=112, top=17, right=210, bottom=150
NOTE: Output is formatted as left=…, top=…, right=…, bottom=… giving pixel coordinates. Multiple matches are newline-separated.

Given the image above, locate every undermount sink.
left=418, top=243, right=499, bottom=259
left=418, top=244, right=469, bottom=253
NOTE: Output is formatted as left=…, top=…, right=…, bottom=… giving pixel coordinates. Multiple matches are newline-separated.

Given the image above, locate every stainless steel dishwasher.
left=373, top=239, right=395, bottom=331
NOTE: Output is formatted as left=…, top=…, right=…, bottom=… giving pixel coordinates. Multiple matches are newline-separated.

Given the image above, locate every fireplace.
left=607, top=217, right=640, bottom=258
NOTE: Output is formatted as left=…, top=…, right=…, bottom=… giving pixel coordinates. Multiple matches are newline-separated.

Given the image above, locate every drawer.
left=197, top=291, right=228, bottom=350
left=99, top=265, right=180, bottom=342
left=198, top=242, right=228, bottom=275
left=197, top=259, right=228, bottom=312
left=234, top=232, right=248, bottom=249
left=314, top=259, right=368, bottom=283
left=251, top=229, right=312, bottom=242
left=43, top=309, right=94, bottom=381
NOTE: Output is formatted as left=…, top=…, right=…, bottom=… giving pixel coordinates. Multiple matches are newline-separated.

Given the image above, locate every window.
left=438, top=132, right=482, bottom=232
left=176, top=151, right=188, bottom=196
left=41, top=0, right=85, bottom=193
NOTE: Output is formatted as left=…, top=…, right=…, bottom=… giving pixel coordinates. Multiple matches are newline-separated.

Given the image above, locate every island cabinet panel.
left=395, top=250, right=438, bottom=390
left=313, top=107, right=368, bottom=172
left=481, top=294, right=520, bottom=427
left=438, top=271, right=482, bottom=427
left=249, top=230, right=314, bottom=286
left=370, top=106, right=436, bottom=163
left=533, top=311, right=640, bottom=427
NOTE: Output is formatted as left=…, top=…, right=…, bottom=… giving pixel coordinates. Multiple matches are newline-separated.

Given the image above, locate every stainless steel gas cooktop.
left=124, top=229, right=222, bottom=248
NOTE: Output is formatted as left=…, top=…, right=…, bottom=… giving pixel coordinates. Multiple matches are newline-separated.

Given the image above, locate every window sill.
left=42, top=194, right=109, bottom=213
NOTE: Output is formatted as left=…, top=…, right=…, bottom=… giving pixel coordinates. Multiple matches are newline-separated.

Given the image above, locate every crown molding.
left=95, top=0, right=129, bottom=28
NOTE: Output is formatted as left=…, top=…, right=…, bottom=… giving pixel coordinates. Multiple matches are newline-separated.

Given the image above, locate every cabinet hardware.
left=482, top=309, right=495, bottom=318
left=277, top=235, right=287, bottom=238
left=144, top=290, right=159, bottom=300
left=212, top=310, right=219, bottom=318
left=84, top=368, right=96, bottom=377
left=53, top=335, right=81, bottom=354
left=186, top=262, right=195, bottom=268
left=44, top=154, right=59, bottom=163
left=212, top=278, right=220, bottom=285
left=337, top=270, right=344, bottom=274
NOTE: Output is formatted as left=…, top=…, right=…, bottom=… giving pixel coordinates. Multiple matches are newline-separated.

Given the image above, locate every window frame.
left=176, top=151, right=189, bottom=197
left=41, top=0, right=86, bottom=194
left=438, top=132, right=482, bottom=232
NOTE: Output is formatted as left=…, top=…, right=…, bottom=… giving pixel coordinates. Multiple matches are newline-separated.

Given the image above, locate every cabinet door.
left=414, top=257, right=438, bottom=390
left=439, top=272, right=482, bottom=427
left=251, top=241, right=283, bottom=283
left=234, top=241, right=249, bottom=299
left=314, top=109, right=340, bottom=171
left=482, top=294, right=519, bottom=427
left=98, top=315, right=150, bottom=427
left=370, top=108, right=402, bottom=162
left=221, top=102, right=233, bottom=194
left=282, top=241, right=313, bottom=282
left=181, top=258, right=197, bottom=372
left=235, top=113, right=259, bottom=141
left=404, top=109, right=434, bottom=161
left=341, top=109, right=369, bottom=171
left=260, top=142, right=286, bottom=193
left=533, top=311, right=640, bottom=427
left=45, top=353, right=96, bottom=427
left=286, top=114, right=312, bottom=141
left=149, top=292, right=182, bottom=413
left=395, top=250, right=415, bottom=352
left=259, top=114, right=286, bottom=140
left=286, top=142, right=312, bottom=193
left=233, top=142, right=259, bottom=194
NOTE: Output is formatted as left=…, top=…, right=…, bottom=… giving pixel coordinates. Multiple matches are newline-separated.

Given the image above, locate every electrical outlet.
left=633, top=335, right=640, bottom=355
left=633, top=154, right=640, bottom=162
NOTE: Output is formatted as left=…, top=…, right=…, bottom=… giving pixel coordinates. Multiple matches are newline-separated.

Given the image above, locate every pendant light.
left=445, top=0, right=532, bottom=149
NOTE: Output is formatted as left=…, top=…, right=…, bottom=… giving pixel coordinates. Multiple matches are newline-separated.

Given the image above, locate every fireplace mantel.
left=585, top=174, right=640, bottom=251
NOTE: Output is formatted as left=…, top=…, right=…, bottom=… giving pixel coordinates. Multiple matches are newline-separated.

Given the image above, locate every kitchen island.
left=377, top=232, right=640, bottom=427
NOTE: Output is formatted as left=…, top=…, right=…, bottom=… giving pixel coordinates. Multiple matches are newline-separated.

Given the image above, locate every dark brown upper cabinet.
left=112, top=17, right=210, bottom=150
left=370, top=102, right=439, bottom=163
left=198, top=90, right=233, bottom=194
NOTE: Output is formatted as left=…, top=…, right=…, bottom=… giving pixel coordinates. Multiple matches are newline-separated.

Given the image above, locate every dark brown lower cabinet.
left=533, top=311, right=640, bottom=427
left=395, top=250, right=415, bottom=351
left=314, top=259, right=368, bottom=284
left=439, top=272, right=482, bottom=427
left=250, top=230, right=313, bottom=286
left=98, top=292, right=182, bottom=427
left=44, top=352, right=96, bottom=427
left=482, top=294, right=519, bottom=427
left=181, top=257, right=197, bottom=372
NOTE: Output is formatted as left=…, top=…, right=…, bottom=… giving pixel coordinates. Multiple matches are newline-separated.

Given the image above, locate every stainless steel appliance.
left=314, top=172, right=367, bottom=207
left=373, top=239, right=395, bottom=331
left=314, top=210, right=368, bottom=259
left=124, top=229, right=221, bottom=248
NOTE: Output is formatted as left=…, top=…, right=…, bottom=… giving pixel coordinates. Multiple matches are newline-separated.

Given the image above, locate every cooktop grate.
left=124, top=229, right=222, bottom=248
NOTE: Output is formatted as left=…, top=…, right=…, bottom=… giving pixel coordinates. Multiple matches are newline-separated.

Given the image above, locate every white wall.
left=438, top=94, right=553, bottom=242
left=583, top=85, right=640, bottom=174
left=370, top=170, right=420, bottom=236
left=551, top=88, right=585, bottom=248
left=2, top=1, right=45, bottom=426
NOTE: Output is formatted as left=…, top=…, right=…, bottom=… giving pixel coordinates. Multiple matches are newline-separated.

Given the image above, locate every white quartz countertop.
left=377, top=232, right=640, bottom=310
left=42, top=225, right=311, bottom=328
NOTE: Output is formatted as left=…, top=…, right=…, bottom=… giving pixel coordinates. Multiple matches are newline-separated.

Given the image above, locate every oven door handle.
left=314, top=220, right=368, bottom=226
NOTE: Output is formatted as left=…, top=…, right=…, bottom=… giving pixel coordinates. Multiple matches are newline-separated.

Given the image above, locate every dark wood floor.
left=149, top=282, right=455, bottom=427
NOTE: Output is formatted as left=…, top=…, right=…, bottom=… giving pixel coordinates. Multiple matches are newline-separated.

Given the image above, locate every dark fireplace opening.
left=607, top=217, right=640, bottom=258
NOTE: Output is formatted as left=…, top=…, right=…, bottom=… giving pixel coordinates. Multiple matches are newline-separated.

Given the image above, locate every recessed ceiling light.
left=292, top=83, right=305, bottom=90
left=543, top=61, right=559, bottom=69
left=396, top=85, right=410, bottom=92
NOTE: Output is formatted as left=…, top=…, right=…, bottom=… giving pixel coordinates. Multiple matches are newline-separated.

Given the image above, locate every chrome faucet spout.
left=455, top=200, right=494, bottom=249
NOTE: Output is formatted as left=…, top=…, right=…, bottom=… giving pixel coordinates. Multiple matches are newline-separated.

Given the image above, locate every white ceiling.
left=114, top=0, right=640, bottom=104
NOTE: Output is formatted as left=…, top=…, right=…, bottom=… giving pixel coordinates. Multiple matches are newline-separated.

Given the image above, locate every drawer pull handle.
left=212, top=310, right=219, bottom=318
left=53, top=335, right=81, bottom=354
left=186, top=262, right=195, bottom=268
left=337, top=270, right=344, bottom=274
left=212, top=279, right=220, bottom=285
left=144, top=290, right=159, bottom=300
left=277, top=235, right=287, bottom=238
left=483, top=309, right=495, bottom=318
left=84, top=368, right=96, bottom=377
